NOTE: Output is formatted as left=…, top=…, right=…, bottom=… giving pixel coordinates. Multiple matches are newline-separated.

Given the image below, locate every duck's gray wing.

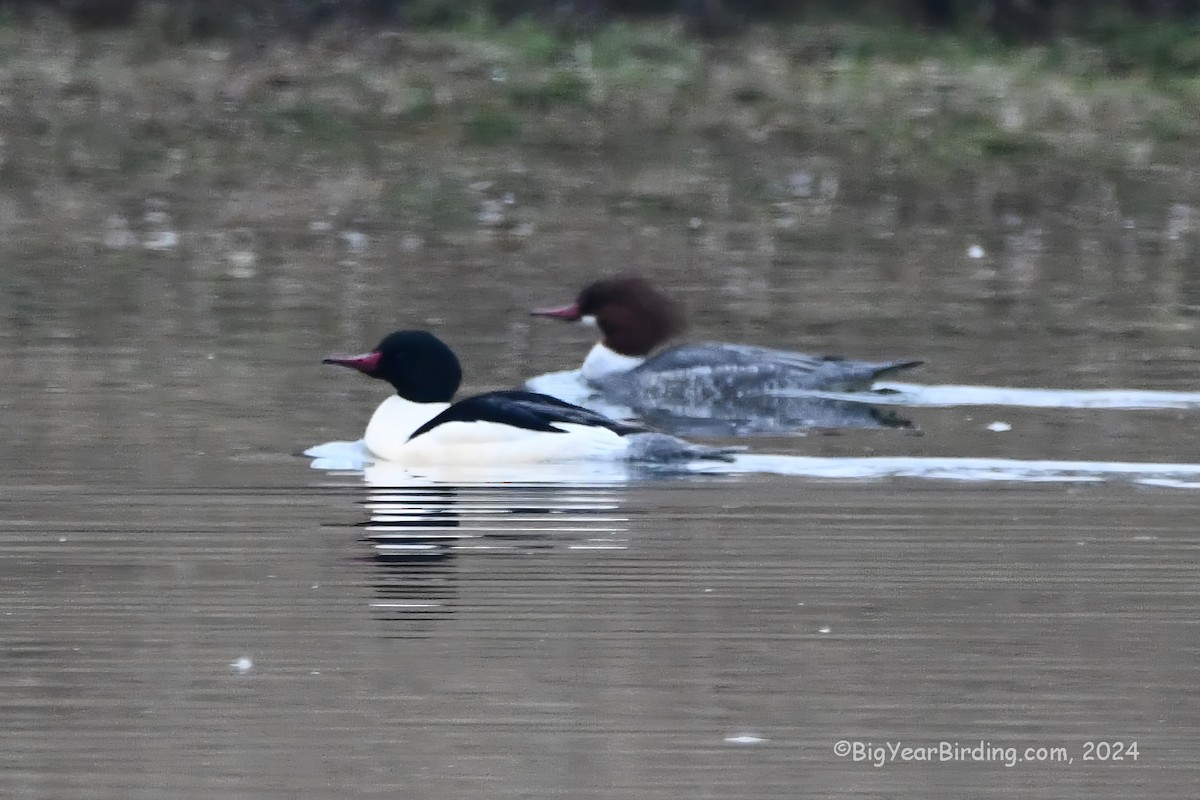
left=627, top=343, right=921, bottom=392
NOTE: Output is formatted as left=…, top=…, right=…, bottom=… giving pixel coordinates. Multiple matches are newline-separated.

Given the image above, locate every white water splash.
left=305, top=440, right=373, bottom=471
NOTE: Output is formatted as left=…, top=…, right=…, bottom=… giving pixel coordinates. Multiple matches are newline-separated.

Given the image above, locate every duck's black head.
left=530, top=275, right=686, bottom=357
left=323, top=330, right=462, bottom=403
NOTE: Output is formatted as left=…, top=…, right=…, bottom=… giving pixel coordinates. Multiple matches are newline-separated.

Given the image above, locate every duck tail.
left=871, top=359, right=924, bottom=380
left=626, top=433, right=745, bottom=463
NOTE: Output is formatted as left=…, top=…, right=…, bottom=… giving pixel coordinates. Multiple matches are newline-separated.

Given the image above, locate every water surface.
left=3, top=196, right=1200, bottom=798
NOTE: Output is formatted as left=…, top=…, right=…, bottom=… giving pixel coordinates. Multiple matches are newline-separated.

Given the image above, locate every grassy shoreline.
left=1, top=14, right=1198, bottom=290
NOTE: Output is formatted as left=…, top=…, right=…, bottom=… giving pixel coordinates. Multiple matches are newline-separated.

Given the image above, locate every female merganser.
left=531, top=276, right=923, bottom=399
left=323, top=330, right=738, bottom=465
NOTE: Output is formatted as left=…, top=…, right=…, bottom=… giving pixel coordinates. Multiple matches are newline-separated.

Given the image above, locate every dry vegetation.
left=2, top=11, right=1199, bottom=305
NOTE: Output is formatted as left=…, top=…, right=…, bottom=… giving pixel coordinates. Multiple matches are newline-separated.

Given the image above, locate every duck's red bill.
left=322, top=351, right=382, bottom=374
left=530, top=302, right=582, bottom=321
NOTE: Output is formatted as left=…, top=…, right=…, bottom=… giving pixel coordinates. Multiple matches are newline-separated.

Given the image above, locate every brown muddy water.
left=5, top=173, right=1200, bottom=797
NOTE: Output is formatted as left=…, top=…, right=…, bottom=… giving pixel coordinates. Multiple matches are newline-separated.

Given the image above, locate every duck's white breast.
left=362, top=395, right=450, bottom=462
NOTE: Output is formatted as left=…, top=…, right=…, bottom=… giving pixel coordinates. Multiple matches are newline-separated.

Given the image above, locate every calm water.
left=3, top=205, right=1200, bottom=798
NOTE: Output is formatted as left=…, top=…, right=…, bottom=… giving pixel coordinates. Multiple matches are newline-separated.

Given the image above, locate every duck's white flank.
left=361, top=395, right=632, bottom=465
left=393, top=421, right=631, bottom=465
left=580, top=342, right=645, bottom=382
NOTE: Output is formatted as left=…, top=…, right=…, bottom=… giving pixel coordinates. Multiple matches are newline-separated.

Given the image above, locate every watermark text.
left=832, top=739, right=1139, bottom=768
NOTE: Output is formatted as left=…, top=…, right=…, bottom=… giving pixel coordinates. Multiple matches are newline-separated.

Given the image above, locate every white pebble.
left=231, top=657, right=253, bottom=673
left=986, top=421, right=1012, bottom=432
left=967, top=244, right=985, bottom=259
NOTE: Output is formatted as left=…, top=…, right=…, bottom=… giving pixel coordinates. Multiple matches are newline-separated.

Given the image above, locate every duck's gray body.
left=595, top=342, right=923, bottom=403
left=574, top=342, right=919, bottom=437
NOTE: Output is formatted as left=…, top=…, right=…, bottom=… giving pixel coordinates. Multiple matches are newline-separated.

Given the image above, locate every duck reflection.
left=355, top=462, right=635, bottom=623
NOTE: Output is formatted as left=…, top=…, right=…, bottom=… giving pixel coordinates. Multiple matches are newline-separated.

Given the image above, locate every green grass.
left=1145, top=104, right=1195, bottom=143
left=1082, top=8, right=1200, bottom=77
left=462, top=105, right=520, bottom=144
left=262, top=103, right=358, bottom=143
left=507, top=68, right=591, bottom=110
left=382, top=176, right=474, bottom=230
left=402, top=80, right=439, bottom=122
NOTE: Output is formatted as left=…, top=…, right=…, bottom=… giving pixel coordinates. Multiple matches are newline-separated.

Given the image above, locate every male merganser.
left=531, top=276, right=923, bottom=399
left=323, top=330, right=738, bottom=465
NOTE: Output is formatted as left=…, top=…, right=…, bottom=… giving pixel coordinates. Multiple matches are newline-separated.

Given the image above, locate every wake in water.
left=313, top=371, right=1200, bottom=488
left=306, top=441, right=1200, bottom=489
left=693, top=454, right=1200, bottom=487
left=532, top=369, right=1200, bottom=419
left=803, top=382, right=1200, bottom=410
